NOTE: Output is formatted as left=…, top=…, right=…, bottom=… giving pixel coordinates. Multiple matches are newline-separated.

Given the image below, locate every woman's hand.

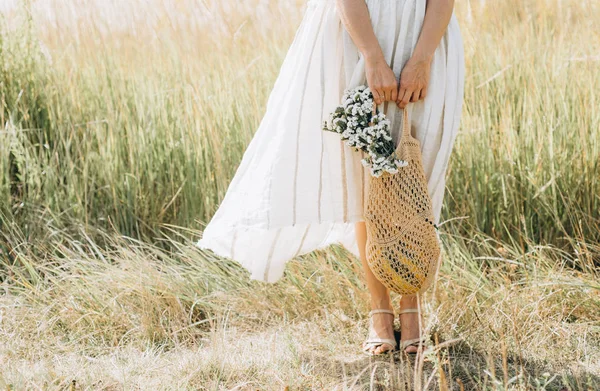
left=365, top=55, right=398, bottom=105
left=396, top=55, right=431, bottom=109
left=395, top=0, right=455, bottom=108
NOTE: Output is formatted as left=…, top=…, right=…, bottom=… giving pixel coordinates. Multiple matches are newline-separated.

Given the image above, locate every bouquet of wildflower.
left=322, top=85, right=408, bottom=177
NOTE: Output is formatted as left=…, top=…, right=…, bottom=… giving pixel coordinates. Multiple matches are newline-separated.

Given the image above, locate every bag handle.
left=400, top=105, right=410, bottom=140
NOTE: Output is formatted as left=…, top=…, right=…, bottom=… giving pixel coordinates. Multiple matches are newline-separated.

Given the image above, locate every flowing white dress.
left=197, top=0, right=465, bottom=283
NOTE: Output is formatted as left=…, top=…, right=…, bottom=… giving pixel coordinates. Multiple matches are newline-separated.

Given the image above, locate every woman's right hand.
left=365, top=54, right=398, bottom=105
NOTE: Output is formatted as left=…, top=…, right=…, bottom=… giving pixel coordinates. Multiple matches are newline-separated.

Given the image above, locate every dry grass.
left=0, top=0, right=599, bottom=389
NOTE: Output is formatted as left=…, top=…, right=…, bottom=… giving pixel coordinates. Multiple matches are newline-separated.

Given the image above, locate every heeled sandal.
left=362, top=309, right=397, bottom=356
left=398, top=308, right=429, bottom=354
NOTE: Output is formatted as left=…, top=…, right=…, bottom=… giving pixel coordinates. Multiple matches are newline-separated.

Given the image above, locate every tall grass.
left=446, top=0, right=600, bottom=260
left=1, top=0, right=598, bottom=255
left=0, top=0, right=599, bottom=389
left=1, top=0, right=304, bottom=237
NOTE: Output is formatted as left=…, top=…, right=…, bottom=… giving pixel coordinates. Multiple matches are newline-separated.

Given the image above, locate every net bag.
left=364, top=105, right=441, bottom=295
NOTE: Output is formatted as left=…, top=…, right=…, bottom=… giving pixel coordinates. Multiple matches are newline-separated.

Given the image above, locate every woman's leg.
left=356, top=221, right=395, bottom=354
left=357, top=221, right=423, bottom=354
left=398, top=294, right=422, bottom=353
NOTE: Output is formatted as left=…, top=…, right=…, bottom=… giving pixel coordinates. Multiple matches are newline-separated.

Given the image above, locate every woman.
left=197, top=0, right=465, bottom=355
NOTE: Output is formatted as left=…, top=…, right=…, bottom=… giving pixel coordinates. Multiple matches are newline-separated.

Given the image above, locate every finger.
left=410, top=89, right=421, bottom=102
left=398, top=88, right=412, bottom=108
left=378, top=89, right=387, bottom=105
left=386, top=86, right=395, bottom=101
left=391, top=85, right=398, bottom=102
left=386, top=85, right=396, bottom=101
left=396, top=87, right=406, bottom=108
left=419, top=87, right=427, bottom=100
left=372, top=89, right=382, bottom=105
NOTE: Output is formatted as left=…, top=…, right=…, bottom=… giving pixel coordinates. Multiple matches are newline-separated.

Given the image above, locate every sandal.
left=362, top=309, right=397, bottom=356
left=398, top=308, right=429, bottom=354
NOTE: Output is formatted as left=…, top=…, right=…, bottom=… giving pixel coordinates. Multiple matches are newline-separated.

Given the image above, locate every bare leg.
left=356, top=221, right=395, bottom=354
left=398, top=294, right=422, bottom=353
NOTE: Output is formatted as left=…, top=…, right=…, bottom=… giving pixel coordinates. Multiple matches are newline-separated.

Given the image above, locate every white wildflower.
left=322, top=85, right=409, bottom=177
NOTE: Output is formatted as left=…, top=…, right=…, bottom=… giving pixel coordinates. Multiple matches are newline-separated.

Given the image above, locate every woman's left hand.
left=396, top=55, right=432, bottom=109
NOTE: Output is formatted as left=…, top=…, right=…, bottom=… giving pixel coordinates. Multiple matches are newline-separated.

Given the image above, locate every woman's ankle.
left=370, top=295, right=393, bottom=310
left=399, top=294, right=418, bottom=309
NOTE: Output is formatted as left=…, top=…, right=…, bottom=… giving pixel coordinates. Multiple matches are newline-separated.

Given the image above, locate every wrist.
left=410, top=47, right=434, bottom=64
left=362, top=47, right=385, bottom=64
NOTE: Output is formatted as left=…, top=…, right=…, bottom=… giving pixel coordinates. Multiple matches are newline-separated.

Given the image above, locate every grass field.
left=0, top=0, right=599, bottom=389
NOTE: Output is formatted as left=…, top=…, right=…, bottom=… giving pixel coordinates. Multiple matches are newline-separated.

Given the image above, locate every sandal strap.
left=363, top=337, right=397, bottom=348
left=369, top=308, right=394, bottom=316
left=398, top=308, right=419, bottom=315
left=400, top=336, right=428, bottom=349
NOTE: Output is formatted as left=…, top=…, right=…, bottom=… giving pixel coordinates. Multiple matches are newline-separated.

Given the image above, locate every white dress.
left=197, top=0, right=465, bottom=283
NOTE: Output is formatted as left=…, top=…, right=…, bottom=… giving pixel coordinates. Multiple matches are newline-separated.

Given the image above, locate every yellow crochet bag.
left=364, top=105, right=441, bottom=295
